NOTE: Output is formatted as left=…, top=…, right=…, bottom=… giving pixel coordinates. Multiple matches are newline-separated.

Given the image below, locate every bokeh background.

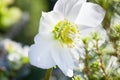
left=13, top=0, right=56, bottom=45
left=0, top=0, right=71, bottom=80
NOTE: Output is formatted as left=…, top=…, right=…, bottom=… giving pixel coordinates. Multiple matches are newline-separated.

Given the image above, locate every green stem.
left=44, top=68, right=53, bottom=80
left=102, top=0, right=114, bottom=30
left=96, top=40, right=108, bottom=80
left=84, top=45, right=89, bottom=79
left=113, top=41, right=118, bottom=57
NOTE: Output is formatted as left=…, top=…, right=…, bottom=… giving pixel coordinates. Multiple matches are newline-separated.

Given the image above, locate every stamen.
left=52, top=20, right=80, bottom=47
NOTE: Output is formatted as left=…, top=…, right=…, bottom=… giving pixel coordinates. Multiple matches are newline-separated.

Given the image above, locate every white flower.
left=106, top=56, right=119, bottom=75
left=3, top=39, right=21, bottom=52
left=111, top=13, right=120, bottom=26
left=8, top=52, right=21, bottom=61
left=28, top=0, right=105, bottom=77
left=2, top=39, right=29, bottom=67
left=20, top=46, right=29, bottom=58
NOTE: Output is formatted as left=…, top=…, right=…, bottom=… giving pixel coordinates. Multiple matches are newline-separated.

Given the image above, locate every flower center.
left=52, top=20, right=80, bottom=47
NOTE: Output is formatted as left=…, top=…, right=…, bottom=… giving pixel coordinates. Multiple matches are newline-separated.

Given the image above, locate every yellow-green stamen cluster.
left=52, top=20, right=79, bottom=46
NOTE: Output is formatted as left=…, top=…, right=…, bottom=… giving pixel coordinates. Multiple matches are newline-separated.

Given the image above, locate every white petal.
left=80, top=25, right=107, bottom=38
left=34, top=34, right=42, bottom=44
left=70, top=40, right=85, bottom=67
left=75, top=2, right=105, bottom=27
left=51, top=43, right=74, bottom=77
left=28, top=33, right=56, bottom=69
left=34, top=33, right=54, bottom=44
left=39, top=11, right=63, bottom=34
left=67, top=0, right=86, bottom=22
left=29, top=44, right=55, bottom=69
left=80, top=25, right=107, bottom=46
left=53, top=0, right=86, bottom=21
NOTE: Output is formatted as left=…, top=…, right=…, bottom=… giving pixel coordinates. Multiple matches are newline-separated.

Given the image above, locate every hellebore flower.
left=28, top=0, right=105, bottom=77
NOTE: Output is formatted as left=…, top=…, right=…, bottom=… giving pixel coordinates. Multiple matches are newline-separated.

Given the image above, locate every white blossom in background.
left=106, top=56, right=119, bottom=76
left=111, top=13, right=120, bottom=25
left=21, top=46, right=29, bottom=58
left=28, top=0, right=105, bottom=77
left=2, top=39, right=29, bottom=69
left=8, top=52, right=21, bottom=62
left=110, top=13, right=120, bottom=40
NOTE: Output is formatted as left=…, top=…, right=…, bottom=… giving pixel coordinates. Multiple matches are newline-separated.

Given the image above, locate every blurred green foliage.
left=13, top=0, right=49, bottom=45
left=0, top=0, right=22, bottom=32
